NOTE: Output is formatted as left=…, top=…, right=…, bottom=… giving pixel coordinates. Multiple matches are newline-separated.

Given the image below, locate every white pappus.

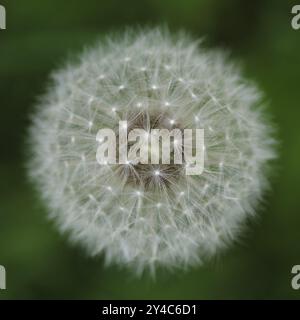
left=28, top=28, right=276, bottom=274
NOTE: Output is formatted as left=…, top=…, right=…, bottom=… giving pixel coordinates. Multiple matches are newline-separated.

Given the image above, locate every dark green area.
left=0, top=0, right=299, bottom=299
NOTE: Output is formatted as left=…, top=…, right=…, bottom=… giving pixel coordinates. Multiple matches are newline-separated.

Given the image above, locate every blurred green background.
left=0, top=0, right=299, bottom=299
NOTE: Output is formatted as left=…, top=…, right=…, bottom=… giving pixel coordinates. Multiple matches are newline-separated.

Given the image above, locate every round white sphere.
left=29, top=28, right=276, bottom=274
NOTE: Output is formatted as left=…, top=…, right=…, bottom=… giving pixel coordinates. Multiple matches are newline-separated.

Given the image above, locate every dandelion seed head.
left=28, top=28, right=276, bottom=274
